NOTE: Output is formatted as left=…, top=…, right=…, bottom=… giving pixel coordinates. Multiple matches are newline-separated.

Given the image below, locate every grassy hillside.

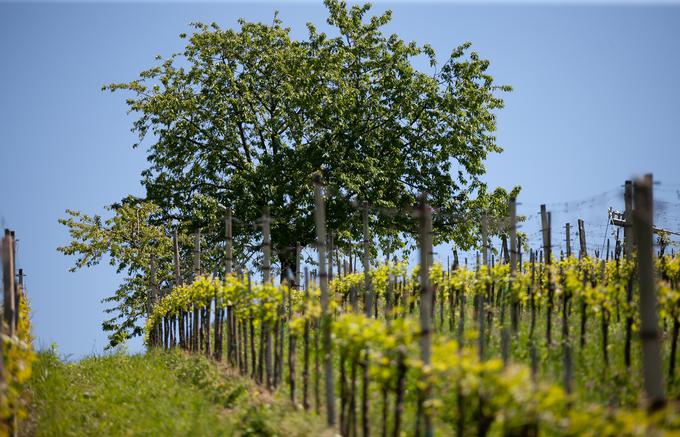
left=23, top=349, right=330, bottom=436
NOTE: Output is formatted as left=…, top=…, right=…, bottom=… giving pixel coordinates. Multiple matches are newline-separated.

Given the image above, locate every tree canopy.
left=62, top=0, right=518, bottom=347
left=106, top=0, right=516, bottom=263
left=58, top=198, right=179, bottom=346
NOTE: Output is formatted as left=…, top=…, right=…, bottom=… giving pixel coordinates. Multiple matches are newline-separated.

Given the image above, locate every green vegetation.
left=25, top=349, right=330, bottom=436
left=1, top=288, right=35, bottom=436
left=49, top=0, right=679, bottom=435
left=60, top=0, right=518, bottom=348
left=144, top=256, right=680, bottom=435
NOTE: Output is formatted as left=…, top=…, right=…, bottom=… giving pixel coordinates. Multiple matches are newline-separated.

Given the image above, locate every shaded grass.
left=24, top=348, right=331, bottom=437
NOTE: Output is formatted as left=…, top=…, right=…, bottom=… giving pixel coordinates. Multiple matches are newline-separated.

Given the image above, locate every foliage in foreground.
left=1, top=289, right=35, bottom=436
left=145, top=256, right=680, bottom=435
left=25, top=349, right=329, bottom=437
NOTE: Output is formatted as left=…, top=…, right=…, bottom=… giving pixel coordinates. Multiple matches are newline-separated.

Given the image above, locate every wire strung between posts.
left=599, top=214, right=611, bottom=259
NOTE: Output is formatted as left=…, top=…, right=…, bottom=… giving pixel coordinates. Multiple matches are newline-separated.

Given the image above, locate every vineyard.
left=1, top=230, right=35, bottom=437
left=140, top=176, right=679, bottom=436
left=3, top=1, right=679, bottom=435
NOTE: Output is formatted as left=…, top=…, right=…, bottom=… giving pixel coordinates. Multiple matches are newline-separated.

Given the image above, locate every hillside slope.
left=23, top=349, right=330, bottom=436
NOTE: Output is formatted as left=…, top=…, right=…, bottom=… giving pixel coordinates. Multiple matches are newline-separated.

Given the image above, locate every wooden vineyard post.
left=227, top=211, right=236, bottom=363
left=478, top=215, right=488, bottom=361
left=541, top=205, right=553, bottom=347
left=194, top=229, right=202, bottom=276
left=303, top=267, right=310, bottom=411
left=565, top=223, right=571, bottom=258
left=455, top=247, right=464, bottom=343
left=225, top=208, right=233, bottom=275
left=173, top=229, right=182, bottom=285
left=262, top=207, right=274, bottom=390
left=363, top=202, right=372, bottom=317
left=313, top=174, right=336, bottom=427
left=606, top=239, right=610, bottom=261
left=529, top=249, right=538, bottom=380
left=361, top=347, right=369, bottom=437
left=196, top=230, right=210, bottom=356
left=517, top=236, right=523, bottom=272
left=1, top=229, right=17, bottom=437
left=562, top=249, right=573, bottom=394
left=624, top=180, right=635, bottom=368
left=417, top=193, right=434, bottom=437
left=633, top=175, right=666, bottom=411
left=296, top=243, right=301, bottom=290
left=289, top=243, right=301, bottom=406
left=386, top=274, right=394, bottom=323
left=577, top=219, right=587, bottom=259
left=624, top=180, right=633, bottom=258
left=148, top=254, right=159, bottom=347
left=192, top=230, right=201, bottom=352
left=197, top=226, right=212, bottom=356
left=501, top=234, right=510, bottom=265
left=348, top=247, right=353, bottom=275
left=11, top=231, right=18, bottom=335
left=172, top=229, right=184, bottom=350
left=262, top=208, right=271, bottom=284
left=336, top=243, right=342, bottom=280
left=600, top=260, right=609, bottom=367
left=328, top=232, right=334, bottom=283
left=540, top=206, right=552, bottom=265
left=288, top=282, right=297, bottom=406
left=509, top=197, right=518, bottom=335
left=247, top=274, right=257, bottom=381
left=481, top=215, right=489, bottom=268
left=0, top=304, right=3, bottom=436
left=216, top=208, right=233, bottom=361
left=500, top=199, right=515, bottom=367
left=2, top=229, right=16, bottom=337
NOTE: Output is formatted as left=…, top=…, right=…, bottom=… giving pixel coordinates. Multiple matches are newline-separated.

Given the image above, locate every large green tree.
left=105, top=0, right=516, bottom=279
left=66, top=0, right=518, bottom=344
left=64, top=1, right=518, bottom=345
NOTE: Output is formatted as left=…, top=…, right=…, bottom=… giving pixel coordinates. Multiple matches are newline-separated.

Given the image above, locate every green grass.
left=24, top=348, right=331, bottom=437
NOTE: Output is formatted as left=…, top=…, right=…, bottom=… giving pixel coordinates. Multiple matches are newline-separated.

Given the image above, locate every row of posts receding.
left=146, top=173, right=668, bottom=431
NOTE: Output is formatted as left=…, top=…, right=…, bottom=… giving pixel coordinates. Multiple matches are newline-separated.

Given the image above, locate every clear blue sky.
left=1, top=1, right=679, bottom=358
